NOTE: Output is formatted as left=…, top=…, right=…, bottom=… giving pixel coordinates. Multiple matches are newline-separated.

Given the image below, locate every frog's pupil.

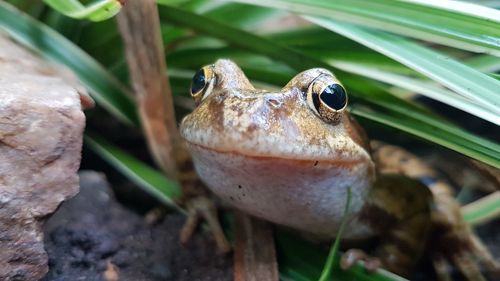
left=319, top=84, right=346, bottom=110
left=191, top=69, right=206, bottom=94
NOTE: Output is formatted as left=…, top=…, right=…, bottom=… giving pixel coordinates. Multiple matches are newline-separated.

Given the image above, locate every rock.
left=0, top=32, right=89, bottom=280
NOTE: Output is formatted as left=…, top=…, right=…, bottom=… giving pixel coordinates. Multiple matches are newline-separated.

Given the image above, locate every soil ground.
left=43, top=171, right=232, bottom=281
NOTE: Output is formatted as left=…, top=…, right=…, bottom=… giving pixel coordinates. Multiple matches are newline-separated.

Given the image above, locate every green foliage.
left=234, top=0, right=500, bottom=55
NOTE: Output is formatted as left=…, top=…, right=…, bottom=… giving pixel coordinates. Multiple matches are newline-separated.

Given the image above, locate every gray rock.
left=0, top=32, right=89, bottom=280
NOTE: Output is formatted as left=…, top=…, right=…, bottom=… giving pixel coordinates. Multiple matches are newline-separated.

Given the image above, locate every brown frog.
left=179, top=59, right=498, bottom=281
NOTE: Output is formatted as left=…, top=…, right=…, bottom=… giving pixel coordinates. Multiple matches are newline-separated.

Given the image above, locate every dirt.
left=42, top=171, right=232, bottom=281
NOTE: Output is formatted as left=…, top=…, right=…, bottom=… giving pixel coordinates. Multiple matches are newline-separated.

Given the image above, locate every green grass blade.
left=157, top=5, right=328, bottom=71
left=277, top=230, right=408, bottom=281
left=306, top=17, right=500, bottom=116
left=465, top=55, right=500, bottom=72
left=85, top=134, right=184, bottom=212
left=0, top=1, right=139, bottom=126
left=350, top=104, right=500, bottom=168
left=44, top=0, right=123, bottom=21
left=232, top=0, right=500, bottom=55
left=318, top=188, right=351, bottom=281
left=204, top=3, right=280, bottom=30
left=332, top=62, right=500, bottom=125
left=463, top=191, right=500, bottom=226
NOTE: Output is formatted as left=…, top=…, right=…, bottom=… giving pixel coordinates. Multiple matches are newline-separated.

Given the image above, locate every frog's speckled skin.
left=180, top=59, right=498, bottom=279
left=181, top=60, right=375, bottom=238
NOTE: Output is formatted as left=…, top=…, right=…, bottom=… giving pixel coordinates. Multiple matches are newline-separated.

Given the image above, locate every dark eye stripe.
left=191, top=69, right=206, bottom=94
left=319, top=84, right=347, bottom=110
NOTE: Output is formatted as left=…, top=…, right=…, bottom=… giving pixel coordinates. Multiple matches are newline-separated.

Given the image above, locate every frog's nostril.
left=266, top=98, right=281, bottom=108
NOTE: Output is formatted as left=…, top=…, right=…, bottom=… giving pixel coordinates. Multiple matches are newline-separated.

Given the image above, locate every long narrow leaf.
left=463, top=191, right=500, bottom=226
left=85, top=134, right=184, bottom=212
left=233, top=0, right=500, bottom=55
left=318, top=188, right=351, bottom=281
left=332, top=62, right=500, bottom=125
left=0, top=1, right=139, bottom=126
left=466, top=55, right=500, bottom=72
left=306, top=17, right=500, bottom=117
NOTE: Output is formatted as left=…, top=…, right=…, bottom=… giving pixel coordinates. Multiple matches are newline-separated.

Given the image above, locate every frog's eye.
left=306, top=75, right=348, bottom=123
left=190, top=65, right=216, bottom=105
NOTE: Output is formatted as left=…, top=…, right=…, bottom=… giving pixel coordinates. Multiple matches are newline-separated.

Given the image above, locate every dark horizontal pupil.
left=319, top=84, right=346, bottom=110
left=191, top=69, right=206, bottom=94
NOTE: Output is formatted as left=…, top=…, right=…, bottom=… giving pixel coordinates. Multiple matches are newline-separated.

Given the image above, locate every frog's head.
left=180, top=59, right=370, bottom=162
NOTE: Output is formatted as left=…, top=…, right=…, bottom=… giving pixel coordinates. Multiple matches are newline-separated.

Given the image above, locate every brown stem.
left=117, top=0, right=179, bottom=179
left=234, top=211, right=279, bottom=281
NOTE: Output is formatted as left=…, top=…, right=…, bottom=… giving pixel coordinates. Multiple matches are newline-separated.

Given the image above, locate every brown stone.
left=0, top=31, right=89, bottom=280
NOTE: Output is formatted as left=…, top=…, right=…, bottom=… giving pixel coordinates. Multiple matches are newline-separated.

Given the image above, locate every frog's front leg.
left=344, top=174, right=433, bottom=276
left=176, top=146, right=232, bottom=254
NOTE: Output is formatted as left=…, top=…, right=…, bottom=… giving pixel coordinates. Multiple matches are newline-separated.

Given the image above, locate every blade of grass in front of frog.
left=462, top=191, right=500, bottom=226
left=43, top=0, right=122, bottom=22
left=231, top=0, right=500, bottom=55
left=0, top=1, right=139, bottom=126
left=306, top=17, right=500, bottom=116
left=277, top=230, right=408, bottom=281
left=318, top=187, right=352, bottom=281
left=84, top=133, right=184, bottom=213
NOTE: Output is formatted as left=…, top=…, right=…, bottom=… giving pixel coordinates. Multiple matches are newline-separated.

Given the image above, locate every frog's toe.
left=180, top=196, right=232, bottom=254
left=341, top=249, right=381, bottom=273
left=432, top=251, right=489, bottom=281
left=433, top=227, right=498, bottom=281
left=470, top=233, right=500, bottom=276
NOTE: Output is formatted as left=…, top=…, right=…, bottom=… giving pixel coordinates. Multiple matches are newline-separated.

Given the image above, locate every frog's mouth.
left=183, top=140, right=368, bottom=168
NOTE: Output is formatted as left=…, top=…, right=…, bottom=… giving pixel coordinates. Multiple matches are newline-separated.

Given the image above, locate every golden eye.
left=190, top=65, right=216, bottom=105
left=306, top=74, right=348, bottom=123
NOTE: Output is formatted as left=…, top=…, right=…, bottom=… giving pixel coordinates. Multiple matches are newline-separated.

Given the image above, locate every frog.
left=179, top=59, right=499, bottom=280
